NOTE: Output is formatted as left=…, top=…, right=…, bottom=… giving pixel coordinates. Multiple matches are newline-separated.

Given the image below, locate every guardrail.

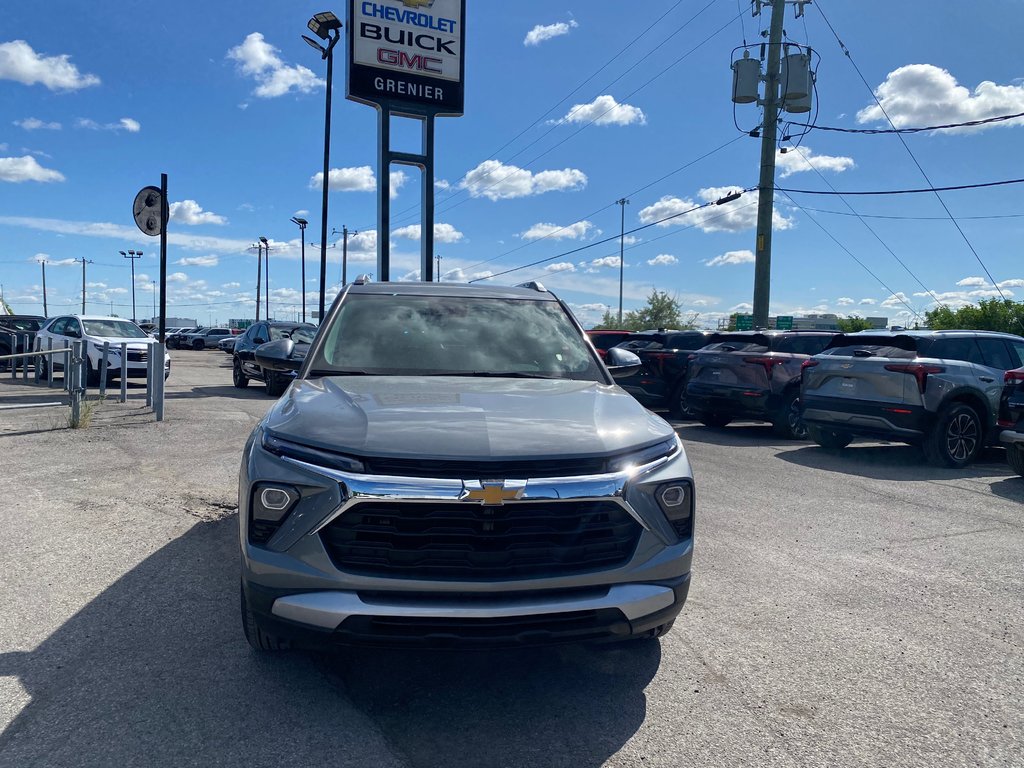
left=0, top=337, right=167, bottom=425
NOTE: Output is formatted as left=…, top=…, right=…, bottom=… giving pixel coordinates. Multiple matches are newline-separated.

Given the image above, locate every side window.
left=977, top=338, right=1014, bottom=370
left=932, top=338, right=985, bottom=365
left=253, top=324, right=269, bottom=344
left=65, top=318, right=82, bottom=338
left=49, top=318, right=68, bottom=336
left=774, top=336, right=830, bottom=355
left=1009, top=341, right=1024, bottom=368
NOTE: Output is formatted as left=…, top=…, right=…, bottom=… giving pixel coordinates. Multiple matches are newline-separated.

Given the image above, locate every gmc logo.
left=377, top=47, right=442, bottom=73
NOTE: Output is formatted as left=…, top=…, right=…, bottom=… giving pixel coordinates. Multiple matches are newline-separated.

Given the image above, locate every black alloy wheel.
left=1006, top=444, right=1024, bottom=477
left=773, top=390, right=808, bottom=440
left=924, top=402, right=983, bottom=468
left=192, top=339, right=205, bottom=351
left=668, top=383, right=693, bottom=420
left=232, top=357, right=249, bottom=389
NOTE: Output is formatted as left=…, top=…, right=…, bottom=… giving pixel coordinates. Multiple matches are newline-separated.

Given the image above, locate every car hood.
left=262, top=375, right=674, bottom=460
left=85, top=336, right=153, bottom=347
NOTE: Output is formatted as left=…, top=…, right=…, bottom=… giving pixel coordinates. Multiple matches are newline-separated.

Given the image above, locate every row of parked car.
left=588, top=327, right=1024, bottom=471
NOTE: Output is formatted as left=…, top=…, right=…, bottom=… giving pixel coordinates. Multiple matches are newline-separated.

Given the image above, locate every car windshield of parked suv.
left=312, top=294, right=604, bottom=381
left=270, top=325, right=316, bottom=344
left=700, top=339, right=769, bottom=354
left=1, top=318, right=43, bottom=332
left=824, top=335, right=920, bottom=359
left=82, top=319, right=149, bottom=338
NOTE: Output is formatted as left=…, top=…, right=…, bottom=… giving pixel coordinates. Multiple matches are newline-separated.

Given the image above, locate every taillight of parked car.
left=801, top=359, right=819, bottom=370
left=1004, top=369, right=1024, bottom=384
left=744, top=356, right=782, bottom=377
left=884, top=363, right=945, bottom=394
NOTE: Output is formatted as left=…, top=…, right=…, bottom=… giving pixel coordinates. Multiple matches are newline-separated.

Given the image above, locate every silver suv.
left=237, top=281, right=695, bottom=649
left=801, top=330, right=1024, bottom=467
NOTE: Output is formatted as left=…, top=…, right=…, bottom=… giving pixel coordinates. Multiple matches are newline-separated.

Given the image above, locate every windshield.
left=271, top=325, right=316, bottom=344
left=311, top=294, right=604, bottom=381
left=1, top=318, right=43, bottom=332
left=82, top=319, right=149, bottom=339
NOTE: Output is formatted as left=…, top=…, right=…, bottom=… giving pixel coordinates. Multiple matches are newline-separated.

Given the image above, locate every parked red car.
left=586, top=329, right=632, bottom=361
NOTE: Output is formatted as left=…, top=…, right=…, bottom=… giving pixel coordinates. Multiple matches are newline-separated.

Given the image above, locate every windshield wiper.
left=307, top=369, right=370, bottom=376
left=423, top=371, right=561, bottom=379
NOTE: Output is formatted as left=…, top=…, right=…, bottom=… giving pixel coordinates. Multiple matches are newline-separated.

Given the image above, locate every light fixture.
left=308, top=11, right=342, bottom=40
left=302, top=34, right=326, bottom=56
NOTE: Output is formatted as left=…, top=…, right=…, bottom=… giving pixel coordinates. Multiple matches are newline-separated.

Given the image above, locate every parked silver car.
left=801, top=330, right=1024, bottom=467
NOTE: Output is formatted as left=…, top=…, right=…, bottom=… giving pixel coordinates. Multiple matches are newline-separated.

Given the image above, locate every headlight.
left=261, top=431, right=366, bottom=473
left=607, top=437, right=679, bottom=473
left=250, top=482, right=300, bottom=545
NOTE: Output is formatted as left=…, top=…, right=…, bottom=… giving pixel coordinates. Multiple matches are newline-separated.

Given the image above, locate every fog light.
left=659, top=485, right=686, bottom=508
left=260, top=487, right=293, bottom=511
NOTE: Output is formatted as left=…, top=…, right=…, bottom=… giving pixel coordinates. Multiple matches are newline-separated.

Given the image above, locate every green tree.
left=924, top=298, right=1024, bottom=333
left=836, top=316, right=874, bottom=332
left=591, top=309, right=622, bottom=330
left=590, top=290, right=685, bottom=331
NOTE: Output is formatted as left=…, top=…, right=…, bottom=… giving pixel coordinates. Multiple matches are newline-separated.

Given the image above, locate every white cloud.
left=859, top=298, right=877, bottom=305
left=459, top=160, right=587, bottom=200
left=521, top=220, right=595, bottom=241
left=0, top=215, right=252, bottom=252
left=880, top=292, right=910, bottom=308
left=310, top=166, right=407, bottom=199
left=545, top=262, right=576, bottom=273
left=776, top=146, right=855, bottom=178
left=638, top=187, right=793, bottom=233
left=0, top=155, right=64, bottom=183
left=392, top=223, right=465, bottom=243
left=14, top=117, right=60, bottom=130
left=836, top=297, right=855, bottom=306
left=293, top=209, right=309, bottom=216
left=222, top=282, right=241, bottom=289
left=705, top=249, right=755, bottom=267
left=227, top=33, right=324, bottom=98
left=998, top=279, right=1024, bottom=289
left=524, top=20, right=578, bottom=46
left=955, top=276, right=988, bottom=287
left=167, top=272, right=189, bottom=283
left=647, top=254, right=678, bottom=266
left=730, top=302, right=753, bottom=313
left=0, top=40, right=100, bottom=90
left=177, top=255, right=219, bottom=267
left=77, top=117, right=142, bottom=132
left=857, top=64, right=1024, bottom=132
left=590, top=256, right=621, bottom=269
left=435, top=179, right=451, bottom=191
left=169, top=200, right=227, bottom=226
left=557, top=95, right=646, bottom=127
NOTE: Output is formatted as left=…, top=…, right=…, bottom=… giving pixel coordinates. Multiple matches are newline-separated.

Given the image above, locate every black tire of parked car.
left=36, top=355, right=48, bottom=380
left=192, top=339, right=205, bottom=351
left=807, top=424, right=853, bottom=450
left=923, top=401, right=983, bottom=468
left=772, top=389, right=808, bottom=440
left=668, top=382, right=692, bottom=420
left=85, top=358, right=100, bottom=387
left=232, top=357, right=249, bottom=388
left=240, top=583, right=288, bottom=652
left=264, top=369, right=288, bottom=397
left=1007, top=444, right=1024, bottom=477
left=698, top=413, right=732, bottom=428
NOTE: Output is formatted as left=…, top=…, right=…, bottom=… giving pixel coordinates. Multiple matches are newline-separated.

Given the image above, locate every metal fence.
left=0, top=334, right=166, bottom=425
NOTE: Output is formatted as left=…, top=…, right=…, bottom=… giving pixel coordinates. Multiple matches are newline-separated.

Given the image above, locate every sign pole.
left=377, top=107, right=391, bottom=281
left=159, top=173, right=168, bottom=344
left=421, top=115, right=435, bottom=282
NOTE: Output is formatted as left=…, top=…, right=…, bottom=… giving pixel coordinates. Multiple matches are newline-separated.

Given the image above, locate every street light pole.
left=436, top=254, right=442, bottom=282
left=303, top=11, right=343, bottom=324
left=616, top=198, right=630, bottom=325
left=333, top=225, right=358, bottom=286
left=40, top=259, right=48, bottom=316
left=152, top=280, right=156, bottom=320
left=121, top=249, right=143, bottom=322
left=260, top=236, right=270, bottom=320
left=253, top=241, right=262, bottom=322
left=291, top=217, right=308, bottom=323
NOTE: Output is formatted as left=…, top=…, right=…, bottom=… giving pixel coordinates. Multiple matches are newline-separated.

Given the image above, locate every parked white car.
left=35, top=315, right=170, bottom=385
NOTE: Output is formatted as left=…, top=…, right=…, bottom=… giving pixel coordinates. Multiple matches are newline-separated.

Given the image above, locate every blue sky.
left=2, top=0, right=1024, bottom=328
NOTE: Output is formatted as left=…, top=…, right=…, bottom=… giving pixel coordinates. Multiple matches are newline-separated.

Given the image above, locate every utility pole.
left=616, top=198, right=629, bottom=325
left=435, top=254, right=442, bottom=282
left=333, top=226, right=359, bottom=286
left=75, top=257, right=93, bottom=314
left=752, top=0, right=786, bottom=329
left=40, top=260, right=48, bottom=316
left=252, top=241, right=262, bottom=322
left=152, top=280, right=156, bottom=320
left=260, top=236, right=270, bottom=320
left=291, top=217, right=308, bottom=323
left=121, top=249, right=143, bottom=321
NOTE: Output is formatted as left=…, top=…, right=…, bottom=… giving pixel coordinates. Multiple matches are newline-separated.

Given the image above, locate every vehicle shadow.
left=321, top=637, right=660, bottom=768
left=675, top=422, right=797, bottom=447
left=989, top=476, right=1024, bottom=503
left=165, top=385, right=270, bottom=400
left=777, top=443, right=1010, bottom=481
left=0, top=517, right=658, bottom=768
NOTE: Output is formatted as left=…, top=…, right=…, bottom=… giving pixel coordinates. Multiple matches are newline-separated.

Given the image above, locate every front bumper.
left=1000, top=429, right=1024, bottom=446
left=686, top=382, right=776, bottom=419
left=239, top=433, right=694, bottom=646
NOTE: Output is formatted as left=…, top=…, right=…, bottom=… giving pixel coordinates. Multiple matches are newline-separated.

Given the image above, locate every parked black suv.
left=686, top=331, right=837, bottom=438
left=232, top=321, right=317, bottom=396
left=612, top=330, right=723, bottom=418
left=802, top=330, right=1024, bottom=467
left=0, top=315, right=46, bottom=369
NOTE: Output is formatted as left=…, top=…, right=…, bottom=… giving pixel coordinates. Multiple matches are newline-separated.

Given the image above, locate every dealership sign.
left=347, top=0, right=466, bottom=115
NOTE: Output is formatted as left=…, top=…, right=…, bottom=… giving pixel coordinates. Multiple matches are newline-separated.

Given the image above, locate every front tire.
left=668, top=383, right=692, bottom=420
left=37, top=355, right=49, bottom=380
left=772, top=390, right=808, bottom=440
left=192, top=339, right=205, bottom=351
left=232, top=357, right=249, bottom=389
left=241, top=583, right=288, bottom=652
left=264, top=369, right=288, bottom=397
left=808, top=424, right=853, bottom=450
left=924, top=402, right=983, bottom=468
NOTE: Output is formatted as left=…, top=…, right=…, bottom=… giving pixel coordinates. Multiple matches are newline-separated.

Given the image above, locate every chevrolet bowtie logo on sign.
left=463, top=481, right=524, bottom=506
left=401, top=0, right=435, bottom=6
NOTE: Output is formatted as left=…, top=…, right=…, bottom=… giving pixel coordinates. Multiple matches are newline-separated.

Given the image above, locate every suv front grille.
left=127, top=350, right=148, bottom=362
left=362, top=456, right=611, bottom=479
left=320, top=500, right=642, bottom=580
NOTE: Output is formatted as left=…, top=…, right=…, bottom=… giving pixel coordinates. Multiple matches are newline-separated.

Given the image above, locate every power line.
left=796, top=207, right=1024, bottom=222
left=471, top=189, right=755, bottom=283
left=776, top=177, right=1024, bottom=196
left=815, top=0, right=1011, bottom=304
left=777, top=190, right=922, bottom=321
left=796, top=110, right=1024, bottom=134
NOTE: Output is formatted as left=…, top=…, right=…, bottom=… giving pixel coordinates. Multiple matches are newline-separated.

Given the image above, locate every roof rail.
left=353, top=274, right=373, bottom=285
left=515, top=280, right=547, bottom=293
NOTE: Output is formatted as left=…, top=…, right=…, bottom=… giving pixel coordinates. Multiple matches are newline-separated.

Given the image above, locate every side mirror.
left=606, top=347, right=642, bottom=379
left=255, top=338, right=301, bottom=372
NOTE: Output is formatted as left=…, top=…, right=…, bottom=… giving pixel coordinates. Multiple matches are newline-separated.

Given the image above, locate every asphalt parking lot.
left=1, top=350, right=1022, bottom=767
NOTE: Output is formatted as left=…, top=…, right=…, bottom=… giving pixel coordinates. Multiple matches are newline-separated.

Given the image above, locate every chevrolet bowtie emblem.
left=464, top=481, right=523, bottom=506
left=401, top=0, right=435, bottom=7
